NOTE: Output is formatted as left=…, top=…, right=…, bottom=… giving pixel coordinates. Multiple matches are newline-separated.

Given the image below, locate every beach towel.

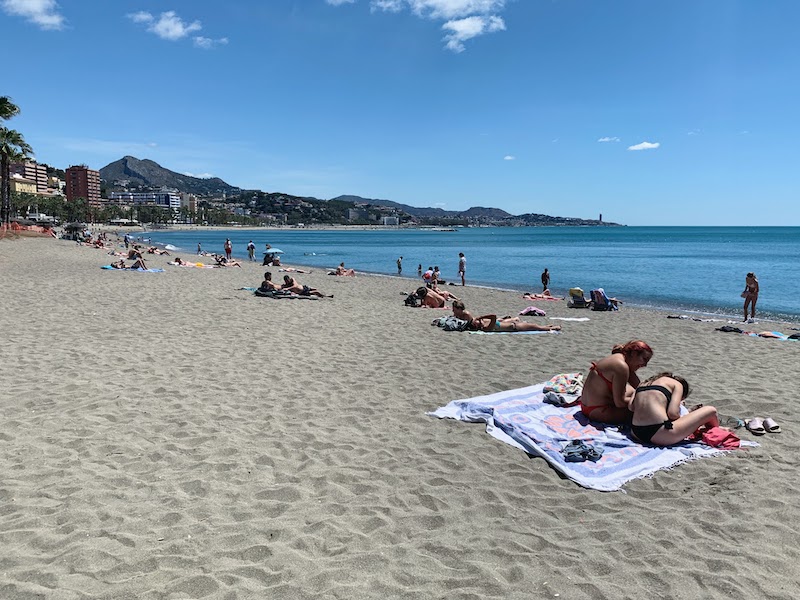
left=467, top=330, right=560, bottom=335
left=519, top=306, right=546, bottom=316
left=101, top=265, right=164, bottom=272
left=428, top=383, right=754, bottom=491
left=254, top=289, right=318, bottom=300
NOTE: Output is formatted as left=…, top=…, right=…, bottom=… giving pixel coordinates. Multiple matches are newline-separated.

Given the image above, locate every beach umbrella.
left=263, top=247, right=284, bottom=254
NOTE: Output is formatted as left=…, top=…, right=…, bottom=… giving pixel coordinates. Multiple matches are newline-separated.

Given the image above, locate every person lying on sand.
left=111, top=257, right=148, bottom=270
left=524, top=289, right=564, bottom=300
left=467, top=315, right=562, bottom=333
left=630, top=372, right=720, bottom=446
left=212, top=254, right=242, bottom=268
left=578, top=340, right=653, bottom=425
left=282, top=275, right=333, bottom=298
left=416, top=286, right=459, bottom=307
left=146, top=246, right=170, bottom=255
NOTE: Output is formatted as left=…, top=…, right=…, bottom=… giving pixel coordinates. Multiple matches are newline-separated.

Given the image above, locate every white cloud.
left=128, top=10, right=203, bottom=42
left=183, top=172, right=215, bottom=179
left=2, top=0, right=65, bottom=30
left=326, top=0, right=356, bottom=4
left=597, top=136, right=620, bottom=143
left=687, top=129, right=700, bottom=136
left=443, top=15, right=504, bottom=52
left=194, top=36, right=229, bottom=49
left=503, top=155, right=515, bottom=161
left=127, top=11, right=153, bottom=24
left=366, top=0, right=508, bottom=51
left=628, top=141, right=660, bottom=151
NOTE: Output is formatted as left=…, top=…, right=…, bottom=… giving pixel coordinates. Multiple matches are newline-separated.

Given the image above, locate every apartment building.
left=65, top=165, right=101, bottom=205
left=10, top=161, right=48, bottom=193
left=109, top=189, right=181, bottom=211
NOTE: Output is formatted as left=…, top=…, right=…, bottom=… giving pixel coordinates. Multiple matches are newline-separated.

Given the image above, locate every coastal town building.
left=65, top=165, right=101, bottom=206
left=109, top=189, right=181, bottom=211
left=10, top=161, right=48, bottom=193
left=9, top=174, right=37, bottom=194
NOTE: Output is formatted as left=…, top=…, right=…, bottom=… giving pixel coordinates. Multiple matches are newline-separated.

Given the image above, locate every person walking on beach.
left=458, top=252, right=466, bottom=286
left=224, top=238, right=232, bottom=261
left=742, top=272, right=759, bottom=322
left=541, top=268, right=550, bottom=292
left=247, top=240, right=256, bottom=261
left=397, top=256, right=403, bottom=275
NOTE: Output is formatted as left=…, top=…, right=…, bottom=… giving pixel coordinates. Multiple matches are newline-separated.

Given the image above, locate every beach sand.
left=1, top=236, right=798, bottom=599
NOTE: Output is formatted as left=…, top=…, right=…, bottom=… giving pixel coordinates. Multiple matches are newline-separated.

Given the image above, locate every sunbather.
left=578, top=340, right=653, bottom=424
left=282, top=275, right=332, bottom=298
left=630, top=373, right=719, bottom=446
left=213, top=254, right=242, bottom=268
left=333, top=262, right=356, bottom=276
left=467, top=315, right=562, bottom=332
left=415, top=286, right=452, bottom=307
left=259, top=272, right=280, bottom=292
left=452, top=300, right=474, bottom=321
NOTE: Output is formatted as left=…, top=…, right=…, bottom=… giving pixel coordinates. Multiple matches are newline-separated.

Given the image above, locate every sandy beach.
left=1, top=235, right=798, bottom=599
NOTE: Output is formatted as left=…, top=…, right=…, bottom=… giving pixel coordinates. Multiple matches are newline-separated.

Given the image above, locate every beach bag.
left=404, top=293, right=420, bottom=307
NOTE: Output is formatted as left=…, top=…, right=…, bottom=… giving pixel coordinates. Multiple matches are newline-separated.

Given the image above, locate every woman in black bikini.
left=578, top=340, right=653, bottom=424
left=630, top=373, right=719, bottom=446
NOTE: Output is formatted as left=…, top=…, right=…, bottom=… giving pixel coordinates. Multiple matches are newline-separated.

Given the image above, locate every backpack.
left=404, top=293, right=420, bottom=307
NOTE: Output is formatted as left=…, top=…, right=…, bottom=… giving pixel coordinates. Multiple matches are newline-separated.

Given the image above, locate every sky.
left=2, top=0, right=799, bottom=226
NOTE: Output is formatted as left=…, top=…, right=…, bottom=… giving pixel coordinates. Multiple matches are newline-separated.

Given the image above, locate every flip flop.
left=763, top=417, right=781, bottom=433
left=746, top=417, right=766, bottom=435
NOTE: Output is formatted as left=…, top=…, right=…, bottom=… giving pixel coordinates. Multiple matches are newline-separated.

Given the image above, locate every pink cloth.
left=694, top=426, right=741, bottom=449
left=519, top=306, right=546, bottom=316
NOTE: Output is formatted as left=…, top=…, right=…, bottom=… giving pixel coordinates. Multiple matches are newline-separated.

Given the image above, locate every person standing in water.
left=742, top=272, right=759, bottom=322
left=458, top=252, right=466, bottom=286
left=541, top=268, right=550, bottom=292
left=397, top=256, right=403, bottom=275
left=247, top=240, right=256, bottom=261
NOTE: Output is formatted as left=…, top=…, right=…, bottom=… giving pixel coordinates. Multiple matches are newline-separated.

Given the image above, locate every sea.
left=140, top=226, right=800, bottom=323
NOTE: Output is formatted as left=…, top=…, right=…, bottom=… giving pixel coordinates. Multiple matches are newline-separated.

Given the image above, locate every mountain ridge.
left=98, top=156, right=619, bottom=225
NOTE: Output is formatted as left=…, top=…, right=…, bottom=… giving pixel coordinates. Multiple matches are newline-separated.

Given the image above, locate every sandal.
left=746, top=417, right=766, bottom=435
left=763, top=417, right=781, bottom=433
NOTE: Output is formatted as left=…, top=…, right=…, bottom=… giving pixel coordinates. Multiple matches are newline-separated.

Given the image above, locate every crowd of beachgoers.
left=71, top=227, right=783, bottom=445
left=1, top=227, right=797, bottom=599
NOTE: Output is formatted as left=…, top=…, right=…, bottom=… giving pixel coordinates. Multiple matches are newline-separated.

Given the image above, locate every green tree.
left=1, top=129, right=33, bottom=225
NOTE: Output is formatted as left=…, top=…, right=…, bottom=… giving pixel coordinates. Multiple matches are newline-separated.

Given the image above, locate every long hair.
left=641, top=372, right=690, bottom=398
left=611, top=340, right=653, bottom=357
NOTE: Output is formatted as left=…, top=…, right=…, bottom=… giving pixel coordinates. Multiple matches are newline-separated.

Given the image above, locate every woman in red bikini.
left=579, top=340, right=653, bottom=424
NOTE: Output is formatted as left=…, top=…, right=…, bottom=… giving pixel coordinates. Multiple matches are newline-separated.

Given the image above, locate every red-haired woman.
left=578, top=340, right=653, bottom=424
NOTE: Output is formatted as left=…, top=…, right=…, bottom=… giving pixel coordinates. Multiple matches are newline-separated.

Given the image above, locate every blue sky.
left=2, top=0, right=798, bottom=226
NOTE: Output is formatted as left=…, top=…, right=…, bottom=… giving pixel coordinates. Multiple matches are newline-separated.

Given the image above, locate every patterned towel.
left=428, top=383, right=754, bottom=492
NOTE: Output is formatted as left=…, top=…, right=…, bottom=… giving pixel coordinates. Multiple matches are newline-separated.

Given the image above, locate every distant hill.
left=99, top=156, right=239, bottom=196
left=329, top=196, right=512, bottom=219
left=327, top=195, right=613, bottom=225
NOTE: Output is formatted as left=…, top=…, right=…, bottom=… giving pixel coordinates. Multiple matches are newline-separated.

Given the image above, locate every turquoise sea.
left=144, top=227, right=800, bottom=323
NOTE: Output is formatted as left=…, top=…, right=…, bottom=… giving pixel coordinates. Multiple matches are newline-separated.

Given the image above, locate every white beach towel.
left=428, top=383, right=752, bottom=492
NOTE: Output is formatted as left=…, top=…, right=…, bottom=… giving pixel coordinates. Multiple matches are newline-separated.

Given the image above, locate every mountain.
left=329, top=196, right=512, bottom=219
left=99, top=156, right=239, bottom=196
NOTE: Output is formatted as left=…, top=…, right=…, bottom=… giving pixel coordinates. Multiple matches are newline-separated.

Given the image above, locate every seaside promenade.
left=1, top=235, right=798, bottom=599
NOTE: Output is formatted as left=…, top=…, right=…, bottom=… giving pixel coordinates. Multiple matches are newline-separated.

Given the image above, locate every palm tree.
left=1, top=128, right=33, bottom=225
left=0, top=96, right=20, bottom=121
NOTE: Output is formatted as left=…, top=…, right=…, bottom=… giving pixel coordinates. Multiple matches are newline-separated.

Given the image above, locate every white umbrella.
left=263, top=247, right=284, bottom=254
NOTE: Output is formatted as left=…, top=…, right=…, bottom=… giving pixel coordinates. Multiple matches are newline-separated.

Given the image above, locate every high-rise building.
left=10, top=161, right=47, bottom=193
left=65, top=165, right=101, bottom=205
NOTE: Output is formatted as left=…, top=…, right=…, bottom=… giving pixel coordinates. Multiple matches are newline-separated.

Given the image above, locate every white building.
left=110, top=188, right=181, bottom=210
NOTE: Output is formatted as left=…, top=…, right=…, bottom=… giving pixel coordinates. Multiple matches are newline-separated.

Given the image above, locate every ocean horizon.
left=141, top=226, right=800, bottom=323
